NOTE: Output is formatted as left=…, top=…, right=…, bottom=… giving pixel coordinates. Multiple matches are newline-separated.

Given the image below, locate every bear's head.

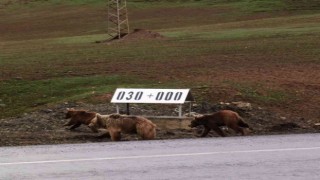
left=189, top=115, right=205, bottom=128
left=65, top=108, right=89, bottom=119
left=65, top=108, right=76, bottom=119
left=90, top=113, right=110, bottom=128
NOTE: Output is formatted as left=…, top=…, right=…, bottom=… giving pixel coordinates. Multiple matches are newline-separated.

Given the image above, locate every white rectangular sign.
left=111, top=88, right=190, bottom=104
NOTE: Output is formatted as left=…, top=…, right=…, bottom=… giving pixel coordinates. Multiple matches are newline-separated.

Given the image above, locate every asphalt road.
left=1, top=133, right=320, bottom=180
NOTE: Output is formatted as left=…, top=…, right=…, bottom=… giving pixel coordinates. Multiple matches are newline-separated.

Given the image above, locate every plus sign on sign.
left=111, top=88, right=190, bottom=104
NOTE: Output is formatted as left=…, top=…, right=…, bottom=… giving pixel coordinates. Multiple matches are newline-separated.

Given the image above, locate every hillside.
left=0, top=0, right=319, bottom=146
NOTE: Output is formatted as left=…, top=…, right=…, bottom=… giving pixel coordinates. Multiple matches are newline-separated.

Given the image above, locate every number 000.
left=156, top=92, right=183, bottom=101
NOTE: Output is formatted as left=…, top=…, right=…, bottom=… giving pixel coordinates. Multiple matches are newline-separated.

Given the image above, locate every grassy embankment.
left=0, top=0, right=319, bottom=118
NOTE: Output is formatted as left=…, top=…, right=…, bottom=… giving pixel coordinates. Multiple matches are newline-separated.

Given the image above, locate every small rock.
left=270, top=122, right=300, bottom=131
left=280, top=116, right=286, bottom=120
left=43, top=109, right=53, bottom=113
left=184, top=112, right=201, bottom=117
left=219, top=102, right=230, bottom=105
left=231, top=101, right=252, bottom=110
left=14, top=77, right=23, bottom=80
left=165, top=131, right=175, bottom=135
left=192, top=103, right=199, bottom=107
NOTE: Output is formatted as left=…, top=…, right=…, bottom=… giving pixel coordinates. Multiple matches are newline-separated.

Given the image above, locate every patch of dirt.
left=1, top=101, right=319, bottom=147
left=123, top=29, right=165, bottom=40
left=96, top=29, right=166, bottom=43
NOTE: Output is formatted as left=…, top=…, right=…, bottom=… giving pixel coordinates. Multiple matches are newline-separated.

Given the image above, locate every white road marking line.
left=1, top=146, right=320, bottom=166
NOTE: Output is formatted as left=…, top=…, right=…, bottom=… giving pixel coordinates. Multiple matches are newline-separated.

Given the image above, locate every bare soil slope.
left=1, top=101, right=319, bottom=146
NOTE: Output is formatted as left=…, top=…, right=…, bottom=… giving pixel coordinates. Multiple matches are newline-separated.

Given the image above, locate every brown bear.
left=189, top=110, right=251, bottom=137
left=89, top=113, right=157, bottom=141
left=64, top=108, right=99, bottom=133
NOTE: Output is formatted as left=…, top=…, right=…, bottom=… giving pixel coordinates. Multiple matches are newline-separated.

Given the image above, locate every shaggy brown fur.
left=64, top=108, right=98, bottom=132
left=89, top=113, right=156, bottom=141
left=189, top=110, right=251, bottom=137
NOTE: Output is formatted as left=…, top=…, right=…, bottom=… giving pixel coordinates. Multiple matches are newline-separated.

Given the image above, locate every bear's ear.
left=65, top=108, right=71, bottom=114
left=110, top=114, right=121, bottom=119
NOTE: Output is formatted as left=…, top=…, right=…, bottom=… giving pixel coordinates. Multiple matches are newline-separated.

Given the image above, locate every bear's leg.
left=97, top=132, right=111, bottom=139
left=200, top=127, right=211, bottom=137
left=63, top=120, right=74, bottom=126
left=229, top=125, right=245, bottom=135
left=69, top=122, right=81, bottom=130
left=239, top=128, right=247, bottom=135
left=109, top=129, right=122, bottom=141
left=212, top=127, right=226, bottom=137
left=88, top=125, right=99, bottom=133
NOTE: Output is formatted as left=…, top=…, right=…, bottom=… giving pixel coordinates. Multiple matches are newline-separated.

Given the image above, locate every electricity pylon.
left=107, top=0, right=130, bottom=39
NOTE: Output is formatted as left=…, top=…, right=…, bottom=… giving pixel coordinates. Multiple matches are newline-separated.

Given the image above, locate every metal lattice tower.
left=107, top=0, right=130, bottom=39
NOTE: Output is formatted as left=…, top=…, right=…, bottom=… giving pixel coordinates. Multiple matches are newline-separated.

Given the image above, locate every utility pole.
left=107, top=0, right=130, bottom=39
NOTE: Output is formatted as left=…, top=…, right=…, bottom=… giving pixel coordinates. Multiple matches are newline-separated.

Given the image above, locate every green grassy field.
left=1, top=0, right=320, bottom=118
